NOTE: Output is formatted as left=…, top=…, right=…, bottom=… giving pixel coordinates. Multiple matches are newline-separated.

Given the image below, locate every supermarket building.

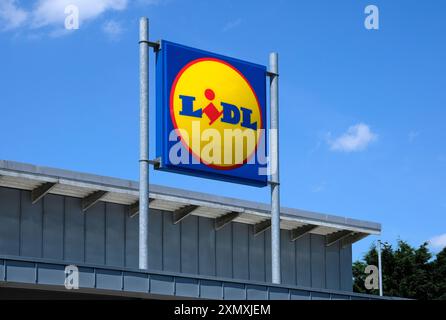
left=0, top=160, right=390, bottom=300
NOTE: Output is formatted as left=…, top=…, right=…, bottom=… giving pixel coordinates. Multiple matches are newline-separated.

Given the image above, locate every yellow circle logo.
left=170, top=58, right=263, bottom=170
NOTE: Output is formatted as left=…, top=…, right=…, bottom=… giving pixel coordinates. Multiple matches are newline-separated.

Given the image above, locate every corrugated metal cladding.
left=0, top=186, right=352, bottom=291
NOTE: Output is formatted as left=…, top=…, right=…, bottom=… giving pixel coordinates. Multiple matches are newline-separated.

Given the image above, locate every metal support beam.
left=269, top=52, right=281, bottom=284
left=82, top=190, right=108, bottom=212
left=266, top=71, right=279, bottom=77
left=31, top=182, right=57, bottom=204
left=215, top=212, right=240, bottom=231
left=139, top=17, right=150, bottom=270
left=173, top=205, right=199, bottom=224
left=340, top=232, right=368, bottom=248
left=254, top=219, right=271, bottom=236
left=138, top=40, right=160, bottom=51
left=326, top=230, right=354, bottom=247
left=129, top=201, right=140, bottom=218
left=290, top=224, right=318, bottom=242
left=149, top=158, right=161, bottom=168
left=129, top=198, right=154, bottom=218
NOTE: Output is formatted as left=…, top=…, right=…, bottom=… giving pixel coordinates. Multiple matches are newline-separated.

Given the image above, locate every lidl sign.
left=156, top=41, right=267, bottom=186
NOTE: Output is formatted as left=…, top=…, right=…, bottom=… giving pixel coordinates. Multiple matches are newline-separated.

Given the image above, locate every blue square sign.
left=156, top=40, right=268, bottom=187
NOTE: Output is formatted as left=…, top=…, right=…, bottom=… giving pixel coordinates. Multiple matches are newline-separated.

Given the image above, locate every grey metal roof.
left=0, top=160, right=380, bottom=243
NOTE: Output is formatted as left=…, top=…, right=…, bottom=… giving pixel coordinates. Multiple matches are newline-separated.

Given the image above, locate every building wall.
left=0, top=186, right=352, bottom=291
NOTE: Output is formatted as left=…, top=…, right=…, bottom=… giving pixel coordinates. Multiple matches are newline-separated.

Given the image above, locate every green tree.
left=432, top=248, right=446, bottom=299
left=353, top=240, right=446, bottom=300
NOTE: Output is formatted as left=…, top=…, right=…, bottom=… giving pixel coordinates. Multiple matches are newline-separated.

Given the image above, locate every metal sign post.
left=139, top=17, right=149, bottom=270
left=378, top=239, right=383, bottom=296
left=138, top=17, right=281, bottom=281
left=269, top=53, right=281, bottom=284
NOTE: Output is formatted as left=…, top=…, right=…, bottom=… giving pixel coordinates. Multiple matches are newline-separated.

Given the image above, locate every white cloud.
left=429, top=234, right=446, bottom=251
left=328, top=123, right=377, bottom=152
left=102, top=20, right=123, bottom=40
left=222, top=18, right=242, bottom=32
left=32, top=0, right=128, bottom=28
left=0, top=0, right=28, bottom=30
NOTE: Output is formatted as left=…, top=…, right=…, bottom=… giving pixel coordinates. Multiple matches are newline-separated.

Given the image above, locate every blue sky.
left=0, top=0, right=445, bottom=260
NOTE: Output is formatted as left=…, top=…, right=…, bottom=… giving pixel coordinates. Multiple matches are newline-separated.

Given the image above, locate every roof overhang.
left=0, top=160, right=381, bottom=245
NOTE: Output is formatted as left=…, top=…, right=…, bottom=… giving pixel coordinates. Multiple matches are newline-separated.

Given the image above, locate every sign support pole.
left=269, top=52, right=281, bottom=284
left=378, top=239, right=383, bottom=296
left=139, top=17, right=149, bottom=270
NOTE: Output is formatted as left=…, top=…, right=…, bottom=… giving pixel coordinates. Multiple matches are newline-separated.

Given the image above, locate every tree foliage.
left=353, top=240, right=446, bottom=300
